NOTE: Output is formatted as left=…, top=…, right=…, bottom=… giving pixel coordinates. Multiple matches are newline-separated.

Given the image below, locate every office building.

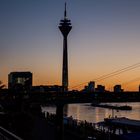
left=96, top=85, right=105, bottom=92
left=8, top=72, right=32, bottom=90
left=114, top=85, right=123, bottom=93
left=83, top=81, right=95, bottom=92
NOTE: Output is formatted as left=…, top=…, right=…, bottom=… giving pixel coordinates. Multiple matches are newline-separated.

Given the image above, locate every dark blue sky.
left=1, top=0, right=140, bottom=90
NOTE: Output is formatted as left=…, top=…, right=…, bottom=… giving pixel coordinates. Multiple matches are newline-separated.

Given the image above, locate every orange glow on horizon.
left=2, top=73, right=140, bottom=91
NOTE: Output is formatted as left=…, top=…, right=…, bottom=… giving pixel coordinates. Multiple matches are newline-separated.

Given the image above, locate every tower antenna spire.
left=59, top=2, right=72, bottom=91
left=64, top=2, right=67, bottom=18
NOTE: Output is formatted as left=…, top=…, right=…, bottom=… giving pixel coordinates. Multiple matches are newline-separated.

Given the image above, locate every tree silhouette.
left=0, top=81, right=5, bottom=89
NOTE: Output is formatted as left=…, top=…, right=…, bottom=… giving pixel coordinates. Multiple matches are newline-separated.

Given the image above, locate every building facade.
left=8, top=72, right=32, bottom=90
left=114, top=85, right=123, bottom=93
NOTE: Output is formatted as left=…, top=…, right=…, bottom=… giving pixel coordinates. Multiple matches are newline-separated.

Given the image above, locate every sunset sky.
left=1, top=0, right=140, bottom=91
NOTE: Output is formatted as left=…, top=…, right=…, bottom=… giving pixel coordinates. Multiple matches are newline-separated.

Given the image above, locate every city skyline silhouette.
left=1, top=0, right=140, bottom=91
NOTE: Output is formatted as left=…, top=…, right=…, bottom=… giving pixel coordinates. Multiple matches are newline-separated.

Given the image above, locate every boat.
left=91, top=103, right=132, bottom=110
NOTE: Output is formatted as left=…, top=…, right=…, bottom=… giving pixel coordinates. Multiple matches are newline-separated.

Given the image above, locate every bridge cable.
left=70, top=62, right=140, bottom=89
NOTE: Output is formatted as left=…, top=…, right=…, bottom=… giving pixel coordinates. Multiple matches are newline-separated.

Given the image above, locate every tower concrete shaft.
left=59, top=3, right=72, bottom=91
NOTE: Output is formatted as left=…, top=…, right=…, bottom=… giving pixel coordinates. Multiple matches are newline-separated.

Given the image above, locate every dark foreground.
left=1, top=106, right=140, bottom=140
left=0, top=113, right=112, bottom=140
left=0, top=90, right=140, bottom=139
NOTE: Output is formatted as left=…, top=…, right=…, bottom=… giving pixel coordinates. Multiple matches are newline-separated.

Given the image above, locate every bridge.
left=0, top=90, right=140, bottom=140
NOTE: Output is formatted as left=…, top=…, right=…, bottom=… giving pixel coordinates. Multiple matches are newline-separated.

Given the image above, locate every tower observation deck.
left=59, top=3, right=72, bottom=91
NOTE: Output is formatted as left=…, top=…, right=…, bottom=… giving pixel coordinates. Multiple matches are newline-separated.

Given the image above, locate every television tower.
left=59, top=3, right=72, bottom=91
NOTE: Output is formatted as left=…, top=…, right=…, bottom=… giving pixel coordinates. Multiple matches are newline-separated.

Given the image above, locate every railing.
left=0, top=126, right=23, bottom=140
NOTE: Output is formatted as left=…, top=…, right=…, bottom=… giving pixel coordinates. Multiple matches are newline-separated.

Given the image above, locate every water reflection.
left=42, top=102, right=140, bottom=123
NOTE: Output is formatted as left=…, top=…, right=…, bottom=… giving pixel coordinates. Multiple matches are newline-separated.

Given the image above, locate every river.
left=42, top=102, right=140, bottom=123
